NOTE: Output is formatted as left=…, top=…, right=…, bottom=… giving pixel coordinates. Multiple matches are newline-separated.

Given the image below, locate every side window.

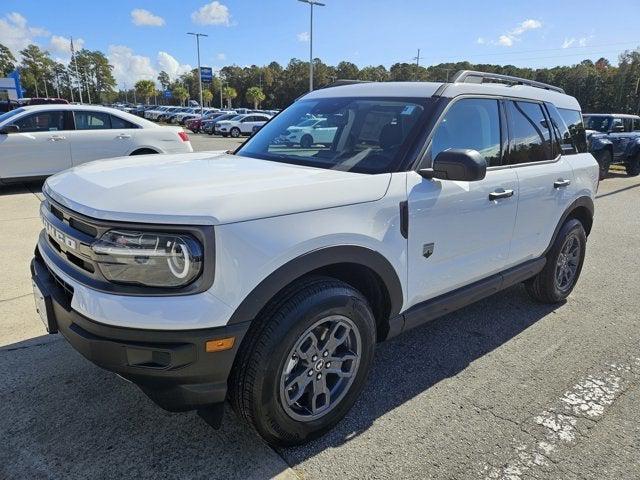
left=430, top=98, right=502, bottom=167
left=110, top=115, right=138, bottom=129
left=558, top=108, right=588, bottom=154
left=74, top=111, right=111, bottom=130
left=634, top=118, right=640, bottom=131
left=506, top=101, right=553, bottom=164
left=13, top=111, right=65, bottom=133
left=623, top=118, right=633, bottom=132
left=611, top=118, right=624, bottom=132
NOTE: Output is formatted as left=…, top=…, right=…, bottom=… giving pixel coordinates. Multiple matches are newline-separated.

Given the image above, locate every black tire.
left=300, top=134, right=313, bottom=149
left=229, top=277, right=376, bottom=446
left=596, top=149, right=612, bottom=180
left=625, top=154, right=640, bottom=177
left=230, top=127, right=241, bottom=138
left=525, top=218, right=587, bottom=304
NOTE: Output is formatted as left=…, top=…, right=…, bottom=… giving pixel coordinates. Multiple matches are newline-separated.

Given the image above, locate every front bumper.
left=30, top=251, right=250, bottom=413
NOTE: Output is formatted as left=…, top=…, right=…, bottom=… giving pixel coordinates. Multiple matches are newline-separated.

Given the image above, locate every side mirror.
left=419, top=149, right=487, bottom=182
left=0, top=124, right=19, bottom=134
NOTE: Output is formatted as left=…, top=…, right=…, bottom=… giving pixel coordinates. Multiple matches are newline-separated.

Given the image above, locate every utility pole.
left=70, top=37, right=83, bottom=103
left=298, top=0, right=325, bottom=92
left=66, top=71, right=75, bottom=102
left=84, top=67, right=91, bottom=104
left=413, top=48, right=421, bottom=67
left=187, top=32, right=208, bottom=117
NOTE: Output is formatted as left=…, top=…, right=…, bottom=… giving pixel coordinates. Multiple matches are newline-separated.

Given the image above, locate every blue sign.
left=200, top=67, right=213, bottom=83
left=163, top=90, right=172, bottom=99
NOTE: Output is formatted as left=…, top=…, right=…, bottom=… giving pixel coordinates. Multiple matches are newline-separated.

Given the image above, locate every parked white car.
left=31, top=71, right=598, bottom=447
left=0, top=104, right=192, bottom=183
left=283, top=117, right=338, bottom=147
left=215, top=113, right=272, bottom=137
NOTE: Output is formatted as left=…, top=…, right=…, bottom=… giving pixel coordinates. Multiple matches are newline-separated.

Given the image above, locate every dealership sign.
left=200, top=67, right=213, bottom=83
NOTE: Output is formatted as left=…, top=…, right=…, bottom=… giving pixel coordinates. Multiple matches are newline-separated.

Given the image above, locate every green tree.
left=135, top=79, right=156, bottom=104
left=19, top=44, right=52, bottom=97
left=157, top=71, right=171, bottom=90
left=222, top=86, right=237, bottom=108
left=0, top=43, right=16, bottom=76
left=202, top=89, right=213, bottom=107
left=172, top=84, right=189, bottom=105
left=245, top=86, right=266, bottom=109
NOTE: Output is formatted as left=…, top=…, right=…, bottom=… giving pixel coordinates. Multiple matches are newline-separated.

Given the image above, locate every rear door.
left=0, top=110, right=71, bottom=179
left=505, top=100, right=575, bottom=264
left=68, top=111, right=133, bottom=166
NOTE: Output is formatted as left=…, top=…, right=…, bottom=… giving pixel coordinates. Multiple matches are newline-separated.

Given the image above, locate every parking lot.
left=0, top=129, right=638, bottom=479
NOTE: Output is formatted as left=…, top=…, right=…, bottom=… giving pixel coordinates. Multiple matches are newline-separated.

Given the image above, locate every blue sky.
left=1, top=0, right=638, bottom=87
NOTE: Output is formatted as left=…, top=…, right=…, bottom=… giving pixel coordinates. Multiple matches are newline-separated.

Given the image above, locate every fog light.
left=205, top=337, right=235, bottom=352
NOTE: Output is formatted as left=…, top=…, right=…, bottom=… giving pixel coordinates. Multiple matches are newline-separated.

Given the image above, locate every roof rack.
left=451, top=70, right=565, bottom=94
left=321, top=79, right=371, bottom=89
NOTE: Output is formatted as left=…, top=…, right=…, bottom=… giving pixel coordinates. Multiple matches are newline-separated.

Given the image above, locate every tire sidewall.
left=544, top=219, right=587, bottom=301
left=252, top=286, right=376, bottom=445
left=231, top=127, right=241, bottom=138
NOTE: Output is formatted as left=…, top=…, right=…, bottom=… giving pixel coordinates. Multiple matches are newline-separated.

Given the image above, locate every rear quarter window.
left=558, top=109, right=587, bottom=154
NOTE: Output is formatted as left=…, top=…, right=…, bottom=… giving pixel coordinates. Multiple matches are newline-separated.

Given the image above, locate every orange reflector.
left=205, top=337, right=235, bottom=352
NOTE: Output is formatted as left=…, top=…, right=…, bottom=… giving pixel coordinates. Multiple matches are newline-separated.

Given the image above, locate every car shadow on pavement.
left=280, top=284, right=561, bottom=463
left=0, top=336, right=293, bottom=480
left=0, top=181, right=44, bottom=197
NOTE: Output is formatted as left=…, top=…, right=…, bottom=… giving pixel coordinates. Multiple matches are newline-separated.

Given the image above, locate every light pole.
left=187, top=32, right=208, bottom=117
left=298, top=0, right=325, bottom=92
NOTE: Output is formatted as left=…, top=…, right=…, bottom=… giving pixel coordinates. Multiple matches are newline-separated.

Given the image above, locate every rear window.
left=557, top=108, right=587, bottom=154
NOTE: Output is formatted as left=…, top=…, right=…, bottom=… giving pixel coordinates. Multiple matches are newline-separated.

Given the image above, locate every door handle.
left=48, top=135, right=66, bottom=141
left=116, top=134, right=131, bottom=139
left=554, top=179, right=571, bottom=188
left=489, top=188, right=514, bottom=200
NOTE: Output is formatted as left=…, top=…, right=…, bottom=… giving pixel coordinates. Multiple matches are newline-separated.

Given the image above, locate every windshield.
left=0, top=108, right=25, bottom=125
left=237, top=97, right=432, bottom=174
left=584, top=115, right=612, bottom=133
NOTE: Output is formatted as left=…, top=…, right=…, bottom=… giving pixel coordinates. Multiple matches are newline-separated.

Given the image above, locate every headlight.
left=91, top=230, right=203, bottom=288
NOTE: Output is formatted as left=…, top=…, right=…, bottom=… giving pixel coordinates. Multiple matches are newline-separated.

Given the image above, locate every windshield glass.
left=0, top=108, right=25, bottom=124
left=584, top=115, right=612, bottom=133
left=237, top=97, right=432, bottom=174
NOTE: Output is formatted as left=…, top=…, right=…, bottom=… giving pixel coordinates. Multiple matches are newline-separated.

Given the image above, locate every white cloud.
left=498, top=35, right=513, bottom=47
left=562, top=38, right=575, bottom=49
left=0, top=12, right=50, bottom=57
left=49, top=35, right=85, bottom=62
left=562, top=36, right=589, bottom=49
left=108, top=45, right=157, bottom=88
left=479, top=19, right=542, bottom=48
left=191, top=1, right=231, bottom=26
left=297, top=31, right=310, bottom=42
left=131, top=9, right=165, bottom=27
left=216, top=52, right=226, bottom=60
left=578, top=37, right=588, bottom=47
left=157, top=51, right=192, bottom=79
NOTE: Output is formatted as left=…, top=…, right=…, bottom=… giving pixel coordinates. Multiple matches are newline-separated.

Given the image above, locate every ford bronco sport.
left=583, top=113, right=640, bottom=178
left=30, top=71, right=598, bottom=446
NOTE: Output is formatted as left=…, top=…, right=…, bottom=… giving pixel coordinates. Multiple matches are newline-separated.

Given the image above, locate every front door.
left=406, top=97, right=518, bottom=307
left=0, top=110, right=71, bottom=179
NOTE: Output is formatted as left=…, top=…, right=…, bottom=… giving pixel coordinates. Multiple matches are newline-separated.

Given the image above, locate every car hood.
left=44, top=152, right=391, bottom=226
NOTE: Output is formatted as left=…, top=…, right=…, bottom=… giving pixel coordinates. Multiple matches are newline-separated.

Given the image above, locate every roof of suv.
left=304, top=78, right=580, bottom=111
left=583, top=113, right=640, bottom=119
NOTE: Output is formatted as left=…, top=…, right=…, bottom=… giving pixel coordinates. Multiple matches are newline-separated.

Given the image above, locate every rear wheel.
left=130, top=148, right=158, bottom=156
left=625, top=154, right=640, bottom=177
left=596, top=149, right=612, bottom=180
left=229, top=277, right=376, bottom=446
left=525, top=218, right=586, bottom=303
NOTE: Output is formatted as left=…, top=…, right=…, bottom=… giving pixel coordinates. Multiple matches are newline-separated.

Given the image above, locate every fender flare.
left=626, top=137, right=640, bottom=158
left=589, top=136, right=613, bottom=155
left=543, top=196, right=594, bottom=255
left=227, top=245, right=404, bottom=324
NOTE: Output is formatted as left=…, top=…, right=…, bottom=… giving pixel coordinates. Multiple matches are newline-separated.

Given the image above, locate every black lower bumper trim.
left=31, top=253, right=250, bottom=413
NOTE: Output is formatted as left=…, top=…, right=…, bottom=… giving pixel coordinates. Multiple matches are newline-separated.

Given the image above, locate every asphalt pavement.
left=1, top=143, right=638, bottom=479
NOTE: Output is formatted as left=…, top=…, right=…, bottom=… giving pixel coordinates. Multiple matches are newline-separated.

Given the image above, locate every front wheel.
left=230, top=127, right=241, bottom=138
left=525, top=218, right=586, bottom=303
left=229, top=277, right=376, bottom=446
left=626, top=154, right=640, bottom=177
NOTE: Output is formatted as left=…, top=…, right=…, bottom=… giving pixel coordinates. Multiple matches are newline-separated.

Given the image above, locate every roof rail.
left=321, top=79, right=371, bottom=89
left=451, top=70, right=565, bottom=94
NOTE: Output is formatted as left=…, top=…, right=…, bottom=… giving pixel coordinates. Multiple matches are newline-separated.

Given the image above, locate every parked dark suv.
left=584, top=113, right=640, bottom=178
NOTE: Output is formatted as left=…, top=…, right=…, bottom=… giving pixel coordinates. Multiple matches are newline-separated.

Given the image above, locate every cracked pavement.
left=1, top=146, right=639, bottom=480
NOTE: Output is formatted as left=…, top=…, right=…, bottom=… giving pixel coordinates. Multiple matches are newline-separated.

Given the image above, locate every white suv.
left=215, top=113, right=272, bottom=137
left=30, top=71, right=598, bottom=446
